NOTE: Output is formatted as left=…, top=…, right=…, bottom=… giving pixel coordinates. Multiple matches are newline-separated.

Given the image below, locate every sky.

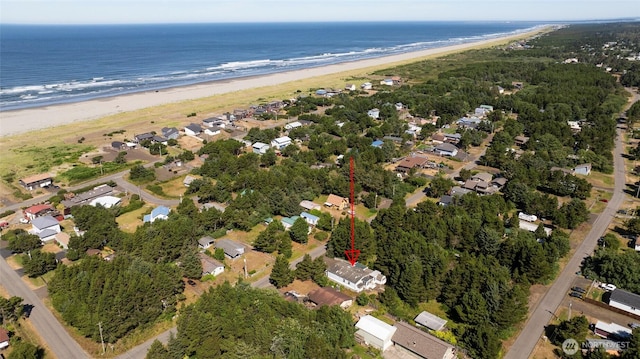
left=1, top=0, right=639, bottom=25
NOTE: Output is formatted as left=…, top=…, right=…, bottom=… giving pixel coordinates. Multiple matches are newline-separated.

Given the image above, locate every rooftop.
left=610, top=288, right=640, bottom=309
left=392, top=321, right=454, bottom=359
left=356, top=315, right=396, bottom=341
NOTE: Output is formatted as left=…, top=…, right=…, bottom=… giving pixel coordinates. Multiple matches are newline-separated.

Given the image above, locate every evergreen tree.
left=181, top=249, right=203, bottom=279
left=277, top=233, right=293, bottom=258
left=7, top=340, right=44, bottom=359
left=396, top=258, right=426, bottom=306
left=23, top=250, right=57, bottom=277
left=0, top=296, right=24, bottom=324
left=290, top=217, right=309, bottom=244
left=146, top=340, right=171, bottom=359
left=295, top=254, right=314, bottom=281
left=7, top=232, right=42, bottom=253
left=270, top=255, right=293, bottom=288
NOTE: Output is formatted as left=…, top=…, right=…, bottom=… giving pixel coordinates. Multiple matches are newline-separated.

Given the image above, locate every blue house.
left=144, top=206, right=170, bottom=223
left=371, top=140, right=384, bottom=148
left=300, top=212, right=320, bottom=226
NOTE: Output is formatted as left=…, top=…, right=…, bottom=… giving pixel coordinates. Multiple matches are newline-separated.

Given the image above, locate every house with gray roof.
left=326, top=258, right=386, bottom=293
left=161, top=127, right=180, bottom=140
left=199, top=253, right=224, bottom=277
left=30, top=215, right=61, bottom=242
left=185, top=123, right=202, bottom=136
left=414, top=311, right=447, bottom=331
left=434, top=143, right=458, bottom=157
left=609, top=289, right=640, bottom=317
left=214, top=238, right=245, bottom=258
left=198, top=236, right=215, bottom=249
left=392, top=321, right=456, bottom=359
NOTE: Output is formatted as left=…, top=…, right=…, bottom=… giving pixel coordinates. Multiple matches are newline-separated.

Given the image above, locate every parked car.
left=600, top=283, right=617, bottom=291
left=569, top=291, right=584, bottom=299
left=19, top=218, right=29, bottom=224
left=571, top=286, right=587, bottom=294
left=630, top=323, right=640, bottom=329
left=0, top=221, right=9, bottom=229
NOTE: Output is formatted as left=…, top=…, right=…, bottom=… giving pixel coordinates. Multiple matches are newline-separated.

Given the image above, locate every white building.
left=594, top=320, right=632, bottom=340
left=252, top=142, right=270, bottom=154
left=30, top=215, right=61, bottom=242
left=326, top=258, right=386, bottom=293
left=609, top=289, right=640, bottom=317
left=355, top=315, right=397, bottom=351
left=90, top=196, right=122, bottom=208
left=271, top=136, right=292, bottom=150
left=285, top=121, right=302, bottom=130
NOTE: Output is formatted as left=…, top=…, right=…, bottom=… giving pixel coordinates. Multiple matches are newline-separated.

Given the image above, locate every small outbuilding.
left=355, top=315, right=397, bottom=351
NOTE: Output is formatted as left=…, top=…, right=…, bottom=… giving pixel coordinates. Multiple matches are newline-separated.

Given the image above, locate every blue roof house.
left=371, top=140, right=384, bottom=148
left=300, top=212, right=320, bottom=226
left=144, top=206, right=170, bottom=223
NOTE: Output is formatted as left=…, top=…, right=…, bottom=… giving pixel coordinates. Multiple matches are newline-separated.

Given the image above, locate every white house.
left=434, top=143, right=458, bottom=157
left=285, top=121, right=303, bottom=130
left=345, top=84, right=356, bottom=91
left=573, top=163, right=592, bottom=175
left=204, top=126, right=221, bottom=136
left=198, top=236, right=215, bottom=249
left=392, top=321, right=456, bottom=359
left=594, top=320, right=632, bottom=340
left=326, top=258, right=386, bottom=293
left=299, top=200, right=321, bottom=211
left=361, top=82, right=372, bottom=90
left=199, top=253, right=224, bottom=277
left=144, top=206, right=170, bottom=223
left=300, top=211, right=320, bottom=226
left=380, top=79, right=394, bottom=86
left=251, top=142, right=269, bottom=155
left=518, top=212, right=538, bottom=222
left=355, top=315, right=397, bottom=351
left=367, top=108, right=380, bottom=119
left=184, top=123, right=202, bottom=136
left=0, top=328, right=9, bottom=350
left=608, top=289, right=640, bottom=317
left=30, top=215, right=61, bottom=242
left=90, top=196, right=122, bottom=208
left=271, top=136, right=292, bottom=150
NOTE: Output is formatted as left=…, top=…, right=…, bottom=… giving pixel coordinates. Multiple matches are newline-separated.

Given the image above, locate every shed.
left=198, top=236, right=215, bottom=249
left=307, top=287, right=353, bottom=309
left=355, top=315, right=397, bottom=351
left=299, top=200, right=321, bottom=211
left=414, top=311, right=447, bottom=331
left=215, top=238, right=245, bottom=258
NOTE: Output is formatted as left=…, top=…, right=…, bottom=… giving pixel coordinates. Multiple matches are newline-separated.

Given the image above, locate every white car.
left=601, top=283, right=617, bottom=291
left=19, top=218, right=29, bottom=224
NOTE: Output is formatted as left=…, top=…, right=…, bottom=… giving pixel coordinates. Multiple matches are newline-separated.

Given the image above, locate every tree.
left=289, top=217, right=309, bottom=244
left=261, top=149, right=277, bottom=167
left=129, top=164, right=156, bottom=182
left=295, top=254, right=314, bottom=281
left=181, top=250, right=203, bottom=279
left=356, top=293, right=369, bottom=306
left=213, top=248, right=225, bottom=261
left=23, top=250, right=57, bottom=277
left=270, top=255, right=293, bottom=288
left=553, top=315, right=589, bottom=347
left=146, top=340, right=171, bottom=359
left=0, top=296, right=24, bottom=324
left=429, top=176, right=455, bottom=198
left=8, top=232, right=42, bottom=253
left=459, top=168, right=472, bottom=181
left=7, top=340, right=44, bottom=359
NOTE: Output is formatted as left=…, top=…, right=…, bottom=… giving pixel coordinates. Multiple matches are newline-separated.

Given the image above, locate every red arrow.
left=344, top=156, right=360, bottom=266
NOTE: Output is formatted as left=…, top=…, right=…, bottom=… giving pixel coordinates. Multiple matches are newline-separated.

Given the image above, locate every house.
left=152, top=135, right=168, bottom=145
left=519, top=212, right=538, bottom=222
left=355, top=315, right=397, bottom=351
left=134, top=132, right=154, bottom=143
left=567, top=121, right=582, bottom=133
left=281, top=216, right=302, bottom=230
left=252, top=142, right=270, bottom=154
left=61, top=185, right=114, bottom=214
left=431, top=133, right=445, bottom=144
left=24, top=204, right=56, bottom=220
left=371, top=140, right=384, bottom=149
left=184, top=123, right=202, bottom=136
left=438, top=195, right=454, bottom=207
left=519, top=221, right=552, bottom=236
left=143, top=206, right=170, bottom=223
left=203, top=117, right=224, bottom=128
left=573, top=163, right=592, bottom=175
left=491, top=177, right=508, bottom=189
left=345, top=84, right=356, bottom=91
left=19, top=173, right=53, bottom=190
left=30, top=215, right=61, bottom=242
left=361, top=82, right=372, bottom=90
left=204, top=126, right=221, bottom=136
left=450, top=186, right=472, bottom=197
left=324, top=194, right=349, bottom=210
left=594, top=321, right=632, bottom=340
left=367, top=108, right=380, bottom=119
left=633, top=237, right=640, bottom=252
left=183, top=175, right=197, bottom=187
left=414, top=311, right=447, bottom=331
left=434, top=143, right=458, bottom=157
left=326, top=258, right=386, bottom=293
left=392, top=322, right=456, bottom=359
left=443, top=133, right=461, bottom=143
left=214, top=238, right=245, bottom=258
left=608, top=289, right=640, bottom=317
left=271, top=136, right=292, bottom=150
left=198, top=236, right=215, bottom=249
left=161, top=127, right=180, bottom=140
left=307, top=287, right=353, bottom=309
left=456, top=116, right=482, bottom=129
left=316, top=89, right=328, bottom=96
left=112, top=141, right=127, bottom=150
left=285, top=121, right=302, bottom=130
left=299, top=200, right=321, bottom=211
left=300, top=212, right=320, bottom=226
left=89, top=196, right=121, bottom=208
left=471, top=172, right=493, bottom=183
left=391, top=76, right=402, bottom=85
left=514, top=135, right=530, bottom=146
left=396, top=155, right=430, bottom=173
left=199, top=253, right=224, bottom=277
left=0, top=327, right=9, bottom=349
left=380, top=79, right=394, bottom=86
left=202, top=202, right=227, bottom=213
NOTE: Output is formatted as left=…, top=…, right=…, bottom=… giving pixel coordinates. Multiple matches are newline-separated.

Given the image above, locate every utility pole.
left=568, top=301, right=572, bottom=321
left=244, top=258, right=248, bottom=278
left=98, top=321, right=106, bottom=355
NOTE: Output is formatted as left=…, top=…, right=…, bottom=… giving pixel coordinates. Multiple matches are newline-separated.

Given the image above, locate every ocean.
left=0, top=21, right=546, bottom=111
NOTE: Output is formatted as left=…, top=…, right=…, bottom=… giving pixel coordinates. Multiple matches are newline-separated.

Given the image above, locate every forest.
left=25, top=22, right=639, bottom=358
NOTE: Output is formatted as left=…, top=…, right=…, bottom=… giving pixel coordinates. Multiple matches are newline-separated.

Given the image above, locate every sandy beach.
left=0, top=28, right=548, bottom=138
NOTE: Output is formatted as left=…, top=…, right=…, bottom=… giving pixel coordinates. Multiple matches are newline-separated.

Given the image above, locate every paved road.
left=0, top=255, right=90, bottom=358
left=506, top=91, right=637, bottom=358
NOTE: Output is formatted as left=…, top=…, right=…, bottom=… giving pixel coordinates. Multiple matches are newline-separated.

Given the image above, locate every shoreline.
left=0, top=27, right=551, bottom=138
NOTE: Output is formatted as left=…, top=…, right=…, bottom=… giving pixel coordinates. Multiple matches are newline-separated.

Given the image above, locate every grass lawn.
left=586, top=172, right=614, bottom=187
left=116, top=205, right=152, bottom=233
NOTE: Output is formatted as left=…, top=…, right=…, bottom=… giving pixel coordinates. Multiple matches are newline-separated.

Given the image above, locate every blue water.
left=0, top=22, right=546, bottom=111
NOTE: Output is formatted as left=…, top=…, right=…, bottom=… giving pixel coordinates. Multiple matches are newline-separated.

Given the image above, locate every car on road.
left=600, top=283, right=617, bottom=291
left=187, top=279, right=196, bottom=286
left=571, top=286, right=586, bottom=294
left=569, top=291, right=584, bottom=299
